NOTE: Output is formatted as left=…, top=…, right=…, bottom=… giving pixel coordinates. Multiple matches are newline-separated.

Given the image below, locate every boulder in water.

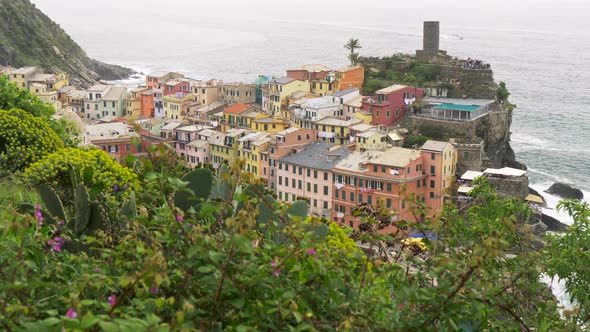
left=541, top=214, right=569, bottom=232
left=545, top=182, right=584, bottom=200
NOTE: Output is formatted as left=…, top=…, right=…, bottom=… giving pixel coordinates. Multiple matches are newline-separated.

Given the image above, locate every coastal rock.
left=541, top=213, right=569, bottom=232
left=545, top=182, right=584, bottom=200
left=0, top=0, right=135, bottom=87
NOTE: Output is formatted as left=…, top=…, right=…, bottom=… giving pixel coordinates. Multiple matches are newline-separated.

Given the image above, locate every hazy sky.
left=31, top=0, right=589, bottom=34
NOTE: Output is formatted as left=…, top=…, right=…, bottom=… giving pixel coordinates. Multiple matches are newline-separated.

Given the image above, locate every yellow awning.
left=525, top=194, right=544, bottom=204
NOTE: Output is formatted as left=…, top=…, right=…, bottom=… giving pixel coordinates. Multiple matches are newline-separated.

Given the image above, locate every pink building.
left=173, top=125, right=212, bottom=159
left=163, top=78, right=191, bottom=96
left=361, top=85, right=424, bottom=128
left=276, top=141, right=351, bottom=218
left=186, top=140, right=210, bottom=166
left=262, top=128, right=316, bottom=190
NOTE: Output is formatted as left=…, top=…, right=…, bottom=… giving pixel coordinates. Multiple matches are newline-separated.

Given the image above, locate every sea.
left=31, top=0, right=590, bottom=226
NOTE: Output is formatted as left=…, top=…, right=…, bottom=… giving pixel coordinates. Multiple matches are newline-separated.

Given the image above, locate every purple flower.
left=124, top=183, right=129, bottom=190
left=94, top=267, right=101, bottom=273
left=251, top=240, right=259, bottom=247
left=48, top=237, right=64, bottom=252
left=113, top=183, right=119, bottom=192
left=66, top=307, right=77, bottom=319
left=307, top=248, right=316, bottom=256
left=271, top=260, right=277, bottom=268
left=273, top=269, right=280, bottom=277
left=108, top=294, right=116, bottom=307
left=176, top=214, right=183, bottom=223
left=150, top=284, right=158, bottom=294
left=34, top=204, right=43, bottom=226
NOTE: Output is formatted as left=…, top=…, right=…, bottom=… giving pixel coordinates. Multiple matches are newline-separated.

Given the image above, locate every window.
left=416, top=164, right=422, bottom=172
left=314, top=184, right=318, bottom=193
left=335, top=189, right=339, bottom=199
left=307, top=182, right=311, bottom=192
left=431, top=153, right=436, bottom=160
left=382, top=166, right=386, bottom=173
left=386, top=110, right=390, bottom=117
left=367, top=195, right=373, bottom=204
left=292, top=166, right=296, bottom=174
left=323, top=201, right=328, bottom=209
left=417, top=180, right=421, bottom=188
left=285, top=164, right=289, bottom=171
left=376, top=110, right=380, bottom=117
left=285, top=193, right=289, bottom=201
left=298, top=180, right=302, bottom=190
left=313, top=199, right=318, bottom=207
left=350, top=192, right=355, bottom=202
left=324, top=172, right=328, bottom=180
left=323, top=186, right=328, bottom=195
left=297, top=135, right=301, bottom=141
left=386, top=199, right=392, bottom=209
left=358, top=194, right=363, bottom=203
left=314, top=170, right=318, bottom=179
left=430, top=180, right=435, bottom=188
left=298, top=167, right=302, bottom=175
left=402, top=201, right=405, bottom=209
left=387, top=183, right=392, bottom=192
left=430, top=192, right=435, bottom=198
left=395, top=109, right=399, bottom=117
left=292, top=179, right=296, bottom=188
left=279, top=191, right=283, bottom=200
left=430, top=166, right=436, bottom=175
left=285, top=177, right=289, bottom=186
left=373, top=165, right=378, bottom=172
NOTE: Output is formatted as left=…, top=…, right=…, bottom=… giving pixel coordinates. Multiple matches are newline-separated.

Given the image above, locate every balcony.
left=362, top=96, right=390, bottom=106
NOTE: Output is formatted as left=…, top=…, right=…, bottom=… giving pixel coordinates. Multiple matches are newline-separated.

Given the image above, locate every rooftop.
left=335, top=65, right=362, bottom=73
left=376, top=84, right=408, bottom=94
left=161, top=121, right=183, bottom=131
left=238, top=132, right=269, bottom=143
left=88, top=84, right=112, bottom=92
left=421, top=140, right=452, bottom=152
left=343, top=95, right=363, bottom=107
left=84, top=122, right=134, bottom=141
left=433, top=103, right=480, bottom=112
left=484, top=167, right=527, bottom=177
left=102, top=87, right=127, bottom=101
left=350, top=123, right=376, bottom=132
left=198, top=129, right=220, bottom=138
left=315, top=117, right=361, bottom=127
left=358, top=130, right=382, bottom=139
left=302, top=96, right=339, bottom=109
left=280, top=141, right=351, bottom=171
left=331, top=88, right=359, bottom=98
left=276, top=127, right=300, bottom=135
left=273, top=77, right=296, bottom=85
left=224, top=103, right=252, bottom=115
left=187, top=139, right=209, bottom=148
left=461, top=170, right=484, bottom=181
left=288, top=64, right=331, bottom=72
left=423, top=97, right=494, bottom=106
left=336, top=147, right=422, bottom=172
left=175, top=125, right=213, bottom=133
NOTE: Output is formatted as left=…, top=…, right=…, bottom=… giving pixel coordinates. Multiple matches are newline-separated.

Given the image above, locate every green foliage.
left=174, top=168, right=214, bottom=213
left=25, top=147, right=140, bottom=200
left=496, top=81, right=511, bottom=102
left=0, top=108, right=64, bottom=174
left=545, top=200, right=590, bottom=328
left=0, top=76, right=54, bottom=118
left=402, top=134, right=430, bottom=148
left=344, top=38, right=361, bottom=54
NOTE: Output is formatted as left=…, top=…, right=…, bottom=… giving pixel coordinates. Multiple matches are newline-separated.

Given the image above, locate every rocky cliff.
left=0, top=0, right=134, bottom=87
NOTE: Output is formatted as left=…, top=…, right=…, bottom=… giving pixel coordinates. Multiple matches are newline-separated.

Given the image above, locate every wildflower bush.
left=0, top=108, right=64, bottom=174
left=3, top=155, right=585, bottom=331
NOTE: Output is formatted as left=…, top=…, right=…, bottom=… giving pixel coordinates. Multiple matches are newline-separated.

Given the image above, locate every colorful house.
left=238, top=132, right=271, bottom=179
left=209, top=128, right=248, bottom=168
left=220, top=103, right=261, bottom=133
left=421, top=140, right=458, bottom=214
left=250, top=117, right=291, bottom=134
left=126, top=86, right=155, bottom=118
left=146, top=71, right=184, bottom=90
left=163, top=93, right=196, bottom=120
left=361, top=84, right=424, bottom=128
left=218, top=82, right=256, bottom=105
left=313, top=117, right=362, bottom=146
left=163, top=78, right=191, bottom=96
left=192, top=79, right=220, bottom=106
left=331, top=147, right=427, bottom=231
left=263, top=77, right=310, bottom=116
left=277, top=141, right=351, bottom=217
left=173, top=125, right=213, bottom=160
left=333, top=66, right=364, bottom=91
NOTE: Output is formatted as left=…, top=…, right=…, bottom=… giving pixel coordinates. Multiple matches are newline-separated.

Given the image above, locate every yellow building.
left=251, top=117, right=291, bottom=134
left=421, top=140, right=458, bottom=211
left=126, top=87, right=144, bottom=117
left=355, top=130, right=388, bottom=152
left=3, top=67, right=40, bottom=89
left=310, top=80, right=336, bottom=96
left=238, top=132, right=271, bottom=179
left=163, top=93, right=196, bottom=120
left=220, top=103, right=262, bottom=133
left=314, top=117, right=362, bottom=146
left=209, top=128, right=248, bottom=167
left=29, top=83, right=61, bottom=109
left=264, top=77, right=310, bottom=116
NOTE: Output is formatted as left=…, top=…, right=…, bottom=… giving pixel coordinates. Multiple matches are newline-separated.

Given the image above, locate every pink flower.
left=273, top=269, right=280, bottom=277
left=66, top=307, right=77, bottom=319
left=48, top=237, right=64, bottom=252
left=271, top=260, right=277, bottom=268
left=307, top=248, right=316, bottom=256
left=150, top=284, right=158, bottom=294
left=34, top=204, right=43, bottom=226
left=251, top=240, right=259, bottom=247
left=176, top=214, right=183, bottom=223
left=108, top=294, right=116, bottom=307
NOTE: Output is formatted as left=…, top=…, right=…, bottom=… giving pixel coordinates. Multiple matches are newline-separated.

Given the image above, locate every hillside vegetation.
left=0, top=0, right=134, bottom=86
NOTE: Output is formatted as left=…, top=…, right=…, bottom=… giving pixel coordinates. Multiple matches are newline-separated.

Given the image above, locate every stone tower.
left=423, top=21, right=440, bottom=55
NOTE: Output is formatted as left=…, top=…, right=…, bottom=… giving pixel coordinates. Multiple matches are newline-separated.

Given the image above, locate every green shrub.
left=0, top=108, right=64, bottom=174
left=25, top=147, right=139, bottom=196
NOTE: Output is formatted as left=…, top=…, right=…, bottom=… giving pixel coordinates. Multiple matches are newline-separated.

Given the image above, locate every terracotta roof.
left=223, top=103, right=252, bottom=115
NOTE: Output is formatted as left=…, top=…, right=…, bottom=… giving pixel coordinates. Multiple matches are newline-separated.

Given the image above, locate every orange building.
left=334, top=65, right=364, bottom=91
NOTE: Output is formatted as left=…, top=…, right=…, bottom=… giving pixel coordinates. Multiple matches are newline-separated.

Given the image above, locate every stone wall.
left=451, top=139, right=484, bottom=173
left=488, top=176, right=529, bottom=200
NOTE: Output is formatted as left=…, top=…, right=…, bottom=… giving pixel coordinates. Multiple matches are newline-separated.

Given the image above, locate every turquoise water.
left=31, top=0, right=590, bottom=198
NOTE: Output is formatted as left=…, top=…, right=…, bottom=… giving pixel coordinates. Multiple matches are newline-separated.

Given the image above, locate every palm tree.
left=348, top=53, right=360, bottom=66
left=344, top=38, right=362, bottom=55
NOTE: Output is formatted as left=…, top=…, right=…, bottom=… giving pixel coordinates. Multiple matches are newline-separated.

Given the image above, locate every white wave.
left=530, top=182, right=589, bottom=226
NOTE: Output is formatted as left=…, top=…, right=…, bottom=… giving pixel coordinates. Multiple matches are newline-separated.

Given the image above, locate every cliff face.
left=0, top=0, right=134, bottom=87
left=364, top=55, right=523, bottom=170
